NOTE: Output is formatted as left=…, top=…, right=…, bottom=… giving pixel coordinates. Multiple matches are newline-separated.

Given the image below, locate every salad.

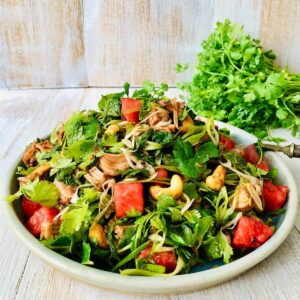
left=7, top=82, right=289, bottom=276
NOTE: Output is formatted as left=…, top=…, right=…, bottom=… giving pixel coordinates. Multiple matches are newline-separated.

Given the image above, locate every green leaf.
left=98, top=93, right=123, bottom=120
left=82, top=242, right=93, bottom=265
left=176, top=63, right=189, bottom=73
left=183, top=183, right=200, bottom=199
left=6, top=190, right=23, bottom=202
left=173, top=138, right=206, bottom=179
left=157, top=194, right=177, bottom=209
left=20, top=180, right=59, bottom=207
left=203, top=232, right=233, bottom=264
left=112, top=241, right=150, bottom=272
left=64, top=140, right=96, bottom=163
left=41, top=236, right=73, bottom=255
left=59, top=204, right=89, bottom=236
left=64, top=112, right=99, bottom=145
left=196, top=142, right=219, bottom=163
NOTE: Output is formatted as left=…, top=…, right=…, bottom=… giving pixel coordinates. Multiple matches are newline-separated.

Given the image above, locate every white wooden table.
left=1, top=88, right=299, bottom=300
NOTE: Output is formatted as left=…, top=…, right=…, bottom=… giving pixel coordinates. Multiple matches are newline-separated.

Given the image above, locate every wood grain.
left=0, top=88, right=299, bottom=299
left=1, top=0, right=300, bottom=87
left=0, top=0, right=87, bottom=88
left=259, top=0, right=300, bottom=72
left=84, top=0, right=215, bottom=86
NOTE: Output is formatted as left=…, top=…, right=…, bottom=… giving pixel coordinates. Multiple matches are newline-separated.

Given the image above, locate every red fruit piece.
left=22, top=197, right=41, bottom=218
left=263, top=180, right=288, bottom=211
left=154, top=168, right=169, bottom=187
left=219, top=135, right=236, bottom=150
left=27, top=207, right=59, bottom=236
left=113, top=182, right=144, bottom=218
left=232, top=216, right=273, bottom=249
left=138, top=245, right=177, bottom=273
left=244, top=144, right=270, bottom=171
left=121, top=98, right=142, bottom=124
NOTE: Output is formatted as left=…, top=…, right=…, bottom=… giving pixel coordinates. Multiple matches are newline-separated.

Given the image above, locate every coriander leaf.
left=64, top=140, right=96, bottom=163
left=41, top=236, right=73, bottom=255
left=173, top=138, right=206, bottom=179
left=59, top=204, right=89, bottom=236
left=203, top=232, right=233, bottom=264
left=20, top=180, right=59, bottom=207
left=183, top=183, right=200, bottom=199
left=98, top=93, right=123, bottom=121
left=64, top=112, right=99, bottom=145
left=157, top=194, right=177, bottom=209
left=196, top=142, right=219, bottom=163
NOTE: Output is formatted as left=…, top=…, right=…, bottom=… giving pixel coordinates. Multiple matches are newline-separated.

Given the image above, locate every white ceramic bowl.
left=3, top=121, right=298, bottom=294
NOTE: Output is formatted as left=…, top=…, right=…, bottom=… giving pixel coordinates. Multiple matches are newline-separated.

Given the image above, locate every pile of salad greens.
left=177, top=19, right=300, bottom=138
left=7, top=82, right=286, bottom=276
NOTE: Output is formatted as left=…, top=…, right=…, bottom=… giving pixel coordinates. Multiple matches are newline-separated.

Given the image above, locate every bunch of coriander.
left=177, top=19, right=300, bottom=138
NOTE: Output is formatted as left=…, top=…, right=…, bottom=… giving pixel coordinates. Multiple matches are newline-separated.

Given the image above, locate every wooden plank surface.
left=0, top=0, right=87, bottom=88
left=1, top=0, right=300, bottom=88
left=83, top=0, right=215, bottom=86
left=0, top=88, right=299, bottom=300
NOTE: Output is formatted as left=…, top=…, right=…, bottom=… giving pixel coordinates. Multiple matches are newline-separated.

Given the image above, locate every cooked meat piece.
left=35, top=140, right=53, bottom=152
left=40, top=220, right=60, bottom=239
left=22, top=140, right=53, bottom=166
left=54, top=180, right=76, bottom=205
left=84, top=167, right=109, bottom=190
left=153, top=124, right=176, bottom=133
left=26, top=163, right=51, bottom=181
left=99, top=153, right=130, bottom=176
left=148, top=105, right=170, bottom=127
left=159, top=99, right=185, bottom=117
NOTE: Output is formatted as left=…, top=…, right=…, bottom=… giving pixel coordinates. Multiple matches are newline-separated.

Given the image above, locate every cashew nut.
left=205, top=165, right=226, bottom=191
left=88, top=223, right=108, bottom=249
left=149, top=174, right=183, bottom=200
left=105, top=124, right=120, bottom=135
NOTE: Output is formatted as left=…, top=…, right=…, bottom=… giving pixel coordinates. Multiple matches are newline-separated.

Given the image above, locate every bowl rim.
left=2, top=121, right=299, bottom=294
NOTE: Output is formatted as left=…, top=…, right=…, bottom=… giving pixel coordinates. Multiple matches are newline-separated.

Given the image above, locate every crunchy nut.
left=149, top=174, right=183, bottom=200
left=205, top=165, right=226, bottom=191
left=88, top=223, right=108, bottom=249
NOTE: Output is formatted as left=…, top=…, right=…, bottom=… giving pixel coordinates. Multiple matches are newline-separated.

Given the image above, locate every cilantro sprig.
left=178, top=19, right=300, bottom=137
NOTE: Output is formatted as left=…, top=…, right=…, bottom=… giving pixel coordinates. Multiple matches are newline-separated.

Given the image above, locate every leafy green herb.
left=203, top=232, right=233, bottom=264
left=64, top=111, right=99, bottom=145
left=60, top=204, right=89, bottom=236
left=157, top=194, right=177, bottom=209
left=178, top=19, right=300, bottom=137
left=20, top=180, right=59, bottom=207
